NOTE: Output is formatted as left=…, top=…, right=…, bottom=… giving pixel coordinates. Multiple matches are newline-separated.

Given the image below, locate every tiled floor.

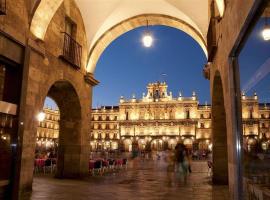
left=28, top=159, right=229, bottom=200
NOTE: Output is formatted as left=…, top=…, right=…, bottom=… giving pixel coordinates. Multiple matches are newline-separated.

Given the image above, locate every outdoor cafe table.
left=35, top=159, right=46, bottom=168
left=115, top=159, right=123, bottom=165
left=89, top=160, right=95, bottom=170
left=88, top=159, right=109, bottom=169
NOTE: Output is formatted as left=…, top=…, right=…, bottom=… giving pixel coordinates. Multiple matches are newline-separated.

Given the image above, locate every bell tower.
left=146, top=82, right=168, bottom=99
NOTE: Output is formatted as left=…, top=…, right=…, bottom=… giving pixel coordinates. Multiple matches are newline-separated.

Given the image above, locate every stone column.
left=212, top=73, right=228, bottom=185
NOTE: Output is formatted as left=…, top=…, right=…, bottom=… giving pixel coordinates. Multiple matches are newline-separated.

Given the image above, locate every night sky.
left=45, top=20, right=270, bottom=109
left=93, top=25, right=208, bottom=107
left=239, top=19, right=270, bottom=103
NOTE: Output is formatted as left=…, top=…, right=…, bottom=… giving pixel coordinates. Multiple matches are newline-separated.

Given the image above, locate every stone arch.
left=42, top=80, right=84, bottom=178
left=211, top=71, right=228, bottom=184
left=30, top=1, right=209, bottom=73
left=30, top=0, right=64, bottom=40
left=87, top=14, right=207, bottom=73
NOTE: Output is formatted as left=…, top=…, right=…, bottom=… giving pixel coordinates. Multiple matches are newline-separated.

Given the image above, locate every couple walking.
left=174, top=143, right=191, bottom=183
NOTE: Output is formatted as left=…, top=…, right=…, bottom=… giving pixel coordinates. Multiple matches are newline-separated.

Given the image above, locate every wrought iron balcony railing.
left=0, top=0, right=6, bottom=15
left=60, top=32, right=82, bottom=69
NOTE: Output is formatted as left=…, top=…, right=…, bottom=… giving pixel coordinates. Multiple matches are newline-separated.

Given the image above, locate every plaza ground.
left=27, top=159, right=229, bottom=200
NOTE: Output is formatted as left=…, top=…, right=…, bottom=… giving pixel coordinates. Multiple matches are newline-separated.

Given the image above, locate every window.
left=249, top=109, right=253, bottom=119
left=186, top=110, right=190, bottom=119
left=65, top=17, right=77, bottom=38
left=126, top=112, right=129, bottom=120
left=61, top=16, right=81, bottom=69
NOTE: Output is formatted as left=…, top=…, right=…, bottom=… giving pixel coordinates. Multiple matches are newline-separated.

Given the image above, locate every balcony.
left=0, top=0, right=6, bottom=15
left=207, top=1, right=217, bottom=62
left=60, top=32, right=82, bottom=69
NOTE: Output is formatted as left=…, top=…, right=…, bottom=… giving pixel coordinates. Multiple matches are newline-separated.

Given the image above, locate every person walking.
left=175, top=143, right=188, bottom=184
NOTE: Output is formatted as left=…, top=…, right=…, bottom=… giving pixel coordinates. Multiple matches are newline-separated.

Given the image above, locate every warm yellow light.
left=37, top=112, right=46, bottom=122
left=142, top=33, right=153, bottom=47
left=215, top=0, right=225, bottom=17
left=262, top=25, right=270, bottom=41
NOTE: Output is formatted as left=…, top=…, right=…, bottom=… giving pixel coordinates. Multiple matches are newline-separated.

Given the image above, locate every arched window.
left=186, top=110, right=190, bottom=119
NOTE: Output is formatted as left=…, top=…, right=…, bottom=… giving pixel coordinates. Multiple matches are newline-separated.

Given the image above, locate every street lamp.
left=142, top=33, right=153, bottom=47
left=142, top=20, right=153, bottom=48
left=37, top=112, right=46, bottom=122
left=262, top=17, right=270, bottom=41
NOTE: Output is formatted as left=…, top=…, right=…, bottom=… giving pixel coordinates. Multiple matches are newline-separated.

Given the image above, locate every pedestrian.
left=175, top=143, right=188, bottom=183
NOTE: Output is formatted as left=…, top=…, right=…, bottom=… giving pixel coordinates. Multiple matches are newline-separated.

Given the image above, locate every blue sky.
left=93, top=25, right=209, bottom=107
left=45, top=20, right=270, bottom=108
left=239, top=19, right=270, bottom=103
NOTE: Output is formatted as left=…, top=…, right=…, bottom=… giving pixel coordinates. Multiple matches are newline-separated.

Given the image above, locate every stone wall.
left=1, top=0, right=93, bottom=198
left=210, top=0, right=255, bottom=199
left=0, top=0, right=264, bottom=199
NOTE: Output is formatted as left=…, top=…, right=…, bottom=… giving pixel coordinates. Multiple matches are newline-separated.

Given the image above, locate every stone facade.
left=36, top=108, right=60, bottom=153
left=34, top=84, right=270, bottom=156
left=91, top=106, right=119, bottom=151
left=0, top=0, right=267, bottom=199
left=0, top=0, right=97, bottom=199
left=90, top=83, right=270, bottom=153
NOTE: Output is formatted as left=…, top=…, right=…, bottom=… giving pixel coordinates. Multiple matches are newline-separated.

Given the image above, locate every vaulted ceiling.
left=30, top=0, right=225, bottom=72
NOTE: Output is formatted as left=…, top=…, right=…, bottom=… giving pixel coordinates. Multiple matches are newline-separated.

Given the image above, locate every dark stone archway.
left=47, top=80, right=86, bottom=178
left=212, top=71, right=228, bottom=185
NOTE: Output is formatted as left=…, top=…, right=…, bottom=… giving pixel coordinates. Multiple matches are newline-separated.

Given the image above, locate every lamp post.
left=142, top=20, right=154, bottom=48
left=37, top=112, right=46, bottom=122
left=262, top=17, right=270, bottom=41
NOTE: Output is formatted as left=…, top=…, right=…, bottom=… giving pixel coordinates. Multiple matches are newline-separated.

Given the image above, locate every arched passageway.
left=212, top=72, right=228, bottom=184
left=86, top=14, right=207, bottom=73
left=44, top=80, right=86, bottom=178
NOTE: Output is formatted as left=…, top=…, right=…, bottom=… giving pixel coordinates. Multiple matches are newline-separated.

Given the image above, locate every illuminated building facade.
left=36, top=107, right=60, bottom=152
left=39, top=83, right=270, bottom=153
left=241, top=93, right=270, bottom=152
left=118, top=82, right=211, bottom=152
left=91, top=82, right=212, bottom=151
left=90, top=82, right=270, bottom=152
left=90, top=106, right=119, bottom=151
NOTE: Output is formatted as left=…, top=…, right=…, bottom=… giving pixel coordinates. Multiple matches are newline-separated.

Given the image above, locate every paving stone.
left=27, top=160, right=229, bottom=200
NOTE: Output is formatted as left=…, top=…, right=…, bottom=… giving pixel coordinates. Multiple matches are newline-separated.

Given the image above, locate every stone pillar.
left=212, top=73, right=228, bottom=185
left=14, top=47, right=42, bottom=199
left=47, top=80, right=89, bottom=178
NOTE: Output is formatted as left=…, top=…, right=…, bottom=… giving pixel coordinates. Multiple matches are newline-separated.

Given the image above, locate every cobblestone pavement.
left=30, top=159, right=229, bottom=200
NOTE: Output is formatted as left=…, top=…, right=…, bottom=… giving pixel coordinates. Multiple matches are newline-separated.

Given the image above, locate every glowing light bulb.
left=37, top=112, right=46, bottom=122
left=262, top=25, right=270, bottom=41
left=142, top=33, right=153, bottom=47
